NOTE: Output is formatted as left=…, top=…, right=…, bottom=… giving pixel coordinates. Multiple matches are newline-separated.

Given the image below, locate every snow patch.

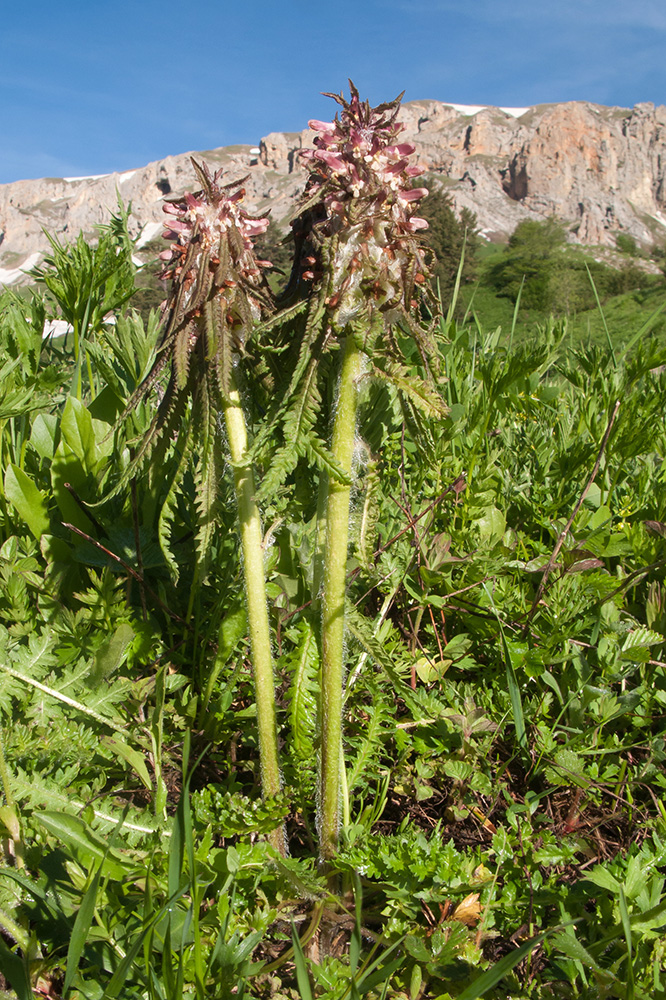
left=43, top=319, right=73, bottom=339
left=0, top=252, right=42, bottom=287
left=119, top=170, right=136, bottom=183
left=444, top=103, right=531, bottom=118
left=136, top=221, right=163, bottom=249
left=63, top=173, right=110, bottom=183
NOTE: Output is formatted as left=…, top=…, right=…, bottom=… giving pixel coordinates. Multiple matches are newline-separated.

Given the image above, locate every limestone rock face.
left=2, top=99, right=666, bottom=286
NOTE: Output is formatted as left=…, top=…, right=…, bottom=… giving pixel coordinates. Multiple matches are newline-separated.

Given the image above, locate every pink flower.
left=292, top=83, right=431, bottom=323
left=398, top=187, right=428, bottom=202
left=160, top=159, right=272, bottom=336
left=308, top=119, right=336, bottom=132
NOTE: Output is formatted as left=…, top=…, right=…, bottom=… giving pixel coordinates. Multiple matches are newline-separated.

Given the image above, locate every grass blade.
left=508, top=275, right=524, bottom=352
left=290, top=922, right=314, bottom=1000
left=619, top=297, right=666, bottom=360
left=585, top=263, right=617, bottom=366
left=0, top=935, right=31, bottom=1000
left=63, top=860, right=105, bottom=995
left=457, top=929, right=550, bottom=1000
left=482, top=583, right=527, bottom=751
left=618, top=885, right=635, bottom=1000
left=445, top=232, right=466, bottom=328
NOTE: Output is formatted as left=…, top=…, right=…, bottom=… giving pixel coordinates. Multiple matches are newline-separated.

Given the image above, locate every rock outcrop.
left=2, top=99, right=666, bottom=286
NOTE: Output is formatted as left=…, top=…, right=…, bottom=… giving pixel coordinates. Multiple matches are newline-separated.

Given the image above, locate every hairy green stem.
left=319, top=332, right=363, bottom=861
left=222, top=375, right=285, bottom=856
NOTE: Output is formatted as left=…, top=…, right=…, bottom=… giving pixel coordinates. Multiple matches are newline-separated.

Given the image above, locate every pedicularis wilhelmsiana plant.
left=290, top=83, right=444, bottom=860
left=117, top=161, right=285, bottom=853
left=120, top=85, right=443, bottom=864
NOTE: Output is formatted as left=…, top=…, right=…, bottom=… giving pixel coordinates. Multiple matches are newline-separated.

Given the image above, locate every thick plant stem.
left=319, top=332, right=363, bottom=861
left=222, top=375, right=285, bottom=856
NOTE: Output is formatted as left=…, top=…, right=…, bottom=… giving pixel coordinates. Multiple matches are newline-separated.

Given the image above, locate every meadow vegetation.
left=0, top=88, right=666, bottom=1000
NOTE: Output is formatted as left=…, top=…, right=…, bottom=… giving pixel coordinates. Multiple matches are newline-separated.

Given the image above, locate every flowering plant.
left=117, top=159, right=285, bottom=852
left=275, top=84, right=445, bottom=863
left=295, top=82, right=431, bottom=331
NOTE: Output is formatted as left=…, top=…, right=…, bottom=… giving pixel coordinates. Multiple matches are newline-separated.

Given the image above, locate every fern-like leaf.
left=354, top=456, right=381, bottom=571
left=157, top=419, right=196, bottom=580
left=371, top=359, right=447, bottom=418
left=284, top=620, right=319, bottom=761
left=347, top=686, right=392, bottom=792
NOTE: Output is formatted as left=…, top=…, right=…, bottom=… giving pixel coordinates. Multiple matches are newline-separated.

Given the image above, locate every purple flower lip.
left=399, top=187, right=428, bottom=202
left=308, top=119, right=336, bottom=132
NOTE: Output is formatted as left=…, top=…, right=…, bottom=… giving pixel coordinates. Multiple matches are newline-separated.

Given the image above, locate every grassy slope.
left=457, top=240, right=666, bottom=351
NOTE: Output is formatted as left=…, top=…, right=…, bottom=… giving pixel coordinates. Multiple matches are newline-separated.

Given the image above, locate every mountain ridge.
left=2, top=98, right=666, bottom=287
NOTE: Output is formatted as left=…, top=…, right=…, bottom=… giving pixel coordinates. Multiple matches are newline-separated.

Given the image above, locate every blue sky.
left=1, top=0, right=665, bottom=184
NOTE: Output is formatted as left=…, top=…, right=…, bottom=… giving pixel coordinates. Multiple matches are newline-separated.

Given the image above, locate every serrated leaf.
left=285, top=621, right=319, bottom=760
left=621, top=627, right=664, bottom=651
left=551, top=929, right=614, bottom=981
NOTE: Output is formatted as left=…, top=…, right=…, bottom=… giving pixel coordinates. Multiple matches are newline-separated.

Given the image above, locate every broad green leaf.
left=477, top=506, right=506, bottom=545
left=4, top=464, right=49, bottom=539
left=442, top=760, right=474, bottom=782
left=60, top=395, right=97, bottom=471
left=34, top=811, right=133, bottom=879
left=102, top=736, right=153, bottom=791
left=0, top=935, right=32, bottom=1000
left=584, top=865, right=621, bottom=894
left=91, top=623, right=135, bottom=682
left=414, top=654, right=449, bottom=684
left=624, top=855, right=645, bottom=901
left=30, top=412, right=59, bottom=460
left=51, top=443, right=96, bottom=532
left=588, top=504, right=612, bottom=531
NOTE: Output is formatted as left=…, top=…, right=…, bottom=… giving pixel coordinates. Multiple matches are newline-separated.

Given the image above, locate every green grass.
left=1, top=211, right=666, bottom=1000
left=455, top=237, right=666, bottom=350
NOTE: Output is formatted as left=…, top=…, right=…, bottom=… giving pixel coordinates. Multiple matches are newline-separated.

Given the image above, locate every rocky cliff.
left=2, top=99, right=666, bottom=287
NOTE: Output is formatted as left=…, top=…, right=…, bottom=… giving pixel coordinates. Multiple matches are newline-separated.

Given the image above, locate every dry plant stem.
left=528, top=398, right=621, bottom=621
left=222, top=376, right=285, bottom=856
left=320, top=332, right=363, bottom=862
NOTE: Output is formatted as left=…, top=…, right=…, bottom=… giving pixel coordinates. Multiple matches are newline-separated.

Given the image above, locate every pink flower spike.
left=405, top=165, right=424, bottom=178
left=407, top=217, right=428, bottom=231
left=308, top=119, right=336, bottom=132
left=163, top=203, right=180, bottom=215
left=159, top=249, right=174, bottom=260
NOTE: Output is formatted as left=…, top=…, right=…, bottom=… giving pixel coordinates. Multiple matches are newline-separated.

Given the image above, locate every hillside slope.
left=2, top=99, right=666, bottom=286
